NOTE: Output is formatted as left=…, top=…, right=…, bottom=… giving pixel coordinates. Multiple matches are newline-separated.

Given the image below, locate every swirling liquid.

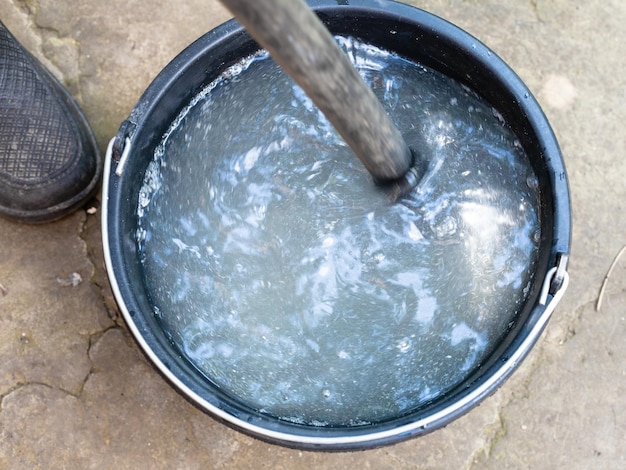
left=136, top=37, right=541, bottom=426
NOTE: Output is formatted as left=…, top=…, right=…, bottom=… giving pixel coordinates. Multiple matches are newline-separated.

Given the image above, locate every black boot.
left=0, top=22, right=101, bottom=223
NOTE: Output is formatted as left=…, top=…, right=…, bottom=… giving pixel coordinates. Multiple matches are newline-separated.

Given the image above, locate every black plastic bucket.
left=102, top=0, right=570, bottom=450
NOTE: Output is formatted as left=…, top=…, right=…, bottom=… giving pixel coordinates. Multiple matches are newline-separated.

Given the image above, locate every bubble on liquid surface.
left=136, top=37, right=541, bottom=426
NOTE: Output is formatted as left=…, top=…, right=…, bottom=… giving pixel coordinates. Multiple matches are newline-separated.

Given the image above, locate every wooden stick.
left=218, top=0, right=414, bottom=182
left=596, top=244, right=626, bottom=311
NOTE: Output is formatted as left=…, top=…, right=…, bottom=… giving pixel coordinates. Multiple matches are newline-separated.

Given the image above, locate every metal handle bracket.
left=539, top=253, right=570, bottom=306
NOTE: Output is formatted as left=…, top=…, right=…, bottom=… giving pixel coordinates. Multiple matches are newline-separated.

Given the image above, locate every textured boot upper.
left=0, top=22, right=101, bottom=222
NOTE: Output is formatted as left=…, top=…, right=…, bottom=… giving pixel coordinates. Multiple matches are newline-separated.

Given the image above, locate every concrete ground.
left=1, top=0, right=624, bottom=468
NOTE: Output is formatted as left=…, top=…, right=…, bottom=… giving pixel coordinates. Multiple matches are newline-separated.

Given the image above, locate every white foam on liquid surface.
left=136, top=37, right=541, bottom=426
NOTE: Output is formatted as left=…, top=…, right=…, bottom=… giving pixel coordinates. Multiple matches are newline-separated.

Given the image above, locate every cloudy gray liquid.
left=136, top=37, right=541, bottom=426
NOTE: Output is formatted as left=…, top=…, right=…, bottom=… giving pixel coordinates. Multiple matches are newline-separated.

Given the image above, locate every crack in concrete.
left=0, top=321, right=120, bottom=410
left=0, top=209, right=122, bottom=417
left=10, top=0, right=85, bottom=101
left=382, top=449, right=425, bottom=470
left=11, top=0, right=37, bottom=17
left=554, top=299, right=596, bottom=346
left=75, top=325, right=119, bottom=398
left=0, top=327, right=123, bottom=416
left=468, top=409, right=507, bottom=469
left=74, top=210, right=128, bottom=398
left=466, top=298, right=597, bottom=468
left=0, top=381, right=77, bottom=410
left=79, top=212, right=121, bottom=325
left=529, top=0, right=545, bottom=23
left=8, top=0, right=47, bottom=53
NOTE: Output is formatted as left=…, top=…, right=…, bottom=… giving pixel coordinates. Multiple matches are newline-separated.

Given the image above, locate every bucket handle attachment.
left=539, top=253, right=569, bottom=306
left=115, top=137, right=132, bottom=177
left=106, top=136, right=132, bottom=177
